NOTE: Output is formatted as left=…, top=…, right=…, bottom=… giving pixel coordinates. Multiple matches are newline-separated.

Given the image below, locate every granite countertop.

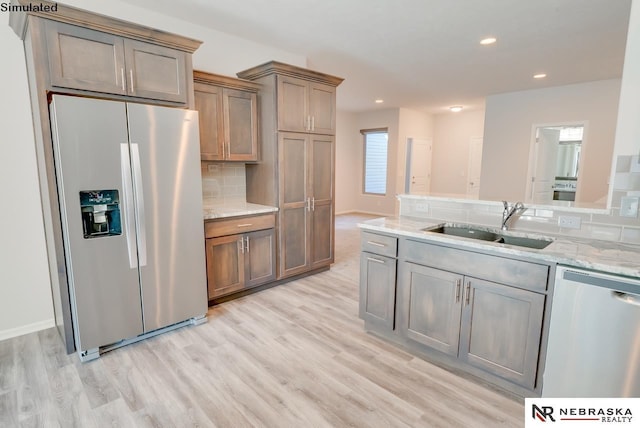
left=203, top=199, right=278, bottom=220
left=359, top=216, right=640, bottom=279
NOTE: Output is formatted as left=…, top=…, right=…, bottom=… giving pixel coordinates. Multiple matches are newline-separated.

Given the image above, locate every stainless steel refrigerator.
left=49, top=94, right=207, bottom=361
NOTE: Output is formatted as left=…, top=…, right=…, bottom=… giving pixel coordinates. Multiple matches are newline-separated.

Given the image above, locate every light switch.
left=620, top=196, right=639, bottom=218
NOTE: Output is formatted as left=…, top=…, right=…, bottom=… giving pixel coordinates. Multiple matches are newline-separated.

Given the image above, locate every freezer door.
left=49, top=95, right=144, bottom=351
left=126, top=103, right=208, bottom=332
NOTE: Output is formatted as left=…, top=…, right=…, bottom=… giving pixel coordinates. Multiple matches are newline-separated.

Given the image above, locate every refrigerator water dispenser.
left=79, top=190, right=122, bottom=238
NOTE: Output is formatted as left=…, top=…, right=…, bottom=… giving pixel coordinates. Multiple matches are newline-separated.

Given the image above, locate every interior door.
left=126, top=103, right=207, bottom=332
left=407, top=138, right=432, bottom=194
left=278, top=132, right=310, bottom=277
left=466, top=137, right=483, bottom=197
left=530, top=128, right=560, bottom=202
left=49, top=95, right=143, bottom=352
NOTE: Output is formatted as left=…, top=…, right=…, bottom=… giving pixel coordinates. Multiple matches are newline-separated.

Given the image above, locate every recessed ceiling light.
left=533, top=73, right=547, bottom=79
left=480, top=37, right=497, bottom=45
left=449, top=106, right=463, bottom=113
left=375, top=99, right=384, bottom=104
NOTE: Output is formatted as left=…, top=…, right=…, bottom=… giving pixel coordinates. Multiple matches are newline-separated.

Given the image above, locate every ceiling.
left=123, top=0, right=632, bottom=114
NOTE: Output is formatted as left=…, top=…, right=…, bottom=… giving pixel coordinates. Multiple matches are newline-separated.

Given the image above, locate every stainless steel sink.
left=422, top=224, right=553, bottom=249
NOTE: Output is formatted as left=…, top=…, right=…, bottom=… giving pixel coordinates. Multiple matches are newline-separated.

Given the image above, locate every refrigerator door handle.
left=131, top=143, right=148, bottom=267
left=120, top=144, right=137, bottom=269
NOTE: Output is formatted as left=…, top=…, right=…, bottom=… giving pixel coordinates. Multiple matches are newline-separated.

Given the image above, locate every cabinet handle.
left=245, top=236, right=250, bottom=253
left=311, top=196, right=315, bottom=211
left=311, top=116, right=315, bottom=131
left=237, top=223, right=253, bottom=228
left=455, top=279, right=461, bottom=303
left=129, top=69, right=135, bottom=93
left=367, top=241, right=386, bottom=247
left=227, top=141, right=231, bottom=159
left=465, top=282, right=471, bottom=305
left=238, top=238, right=244, bottom=254
left=306, top=197, right=311, bottom=211
left=120, top=68, right=125, bottom=91
left=367, top=257, right=385, bottom=264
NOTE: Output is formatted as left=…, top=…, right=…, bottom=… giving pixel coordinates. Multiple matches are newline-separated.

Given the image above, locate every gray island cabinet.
left=359, top=230, right=556, bottom=397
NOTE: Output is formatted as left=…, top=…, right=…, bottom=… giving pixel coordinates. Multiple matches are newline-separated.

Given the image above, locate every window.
left=362, top=128, right=388, bottom=195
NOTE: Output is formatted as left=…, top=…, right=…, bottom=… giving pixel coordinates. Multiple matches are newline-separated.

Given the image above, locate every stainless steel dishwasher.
left=542, top=266, right=640, bottom=397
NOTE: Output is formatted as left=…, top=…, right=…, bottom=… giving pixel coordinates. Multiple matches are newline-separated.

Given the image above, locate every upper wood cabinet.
left=45, top=20, right=189, bottom=104
left=238, top=62, right=342, bottom=136
left=276, top=76, right=336, bottom=134
left=10, top=0, right=200, bottom=108
left=194, top=71, right=259, bottom=161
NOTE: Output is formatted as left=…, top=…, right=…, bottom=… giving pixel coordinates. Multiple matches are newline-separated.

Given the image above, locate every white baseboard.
left=0, top=318, right=55, bottom=342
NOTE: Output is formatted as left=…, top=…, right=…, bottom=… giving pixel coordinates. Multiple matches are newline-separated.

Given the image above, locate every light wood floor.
left=0, top=214, right=523, bottom=427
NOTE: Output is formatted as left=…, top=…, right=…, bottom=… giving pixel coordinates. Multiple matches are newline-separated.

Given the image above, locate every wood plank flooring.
left=0, top=214, right=524, bottom=427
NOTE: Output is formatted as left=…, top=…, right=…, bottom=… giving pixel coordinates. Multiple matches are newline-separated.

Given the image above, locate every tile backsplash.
left=201, top=163, right=246, bottom=202
left=399, top=155, right=640, bottom=245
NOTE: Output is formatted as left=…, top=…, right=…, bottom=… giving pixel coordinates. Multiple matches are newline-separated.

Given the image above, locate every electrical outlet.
left=558, top=215, right=581, bottom=229
left=620, top=196, right=639, bottom=218
left=415, top=203, right=429, bottom=213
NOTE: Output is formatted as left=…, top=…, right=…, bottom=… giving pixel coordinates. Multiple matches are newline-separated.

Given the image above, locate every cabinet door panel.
left=224, top=88, right=258, bottom=160
left=206, top=235, right=244, bottom=299
left=459, top=278, right=545, bottom=389
left=194, top=84, right=224, bottom=160
left=399, top=263, right=463, bottom=356
left=311, top=202, right=333, bottom=267
left=280, top=133, right=308, bottom=204
left=310, top=135, right=334, bottom=267
left=124, top=39, right=187, bottom=103
left=280, top=207, right=309, bottom=277
left=245, top=229, right=276, bottom=287
left=309, top=82, right=336, bottom=134
left=46, top=21, right=126, bottom=95
left=277, top=76, right=308, bottom=132
left=359, top=252, right=396, bottom=330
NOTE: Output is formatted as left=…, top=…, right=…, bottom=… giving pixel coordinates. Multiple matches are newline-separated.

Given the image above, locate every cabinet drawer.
left=205, top=213, right=275, bottom=238
left=361, top=231, right=398, bottom=258
left=400, top=239, right=549, bottom=292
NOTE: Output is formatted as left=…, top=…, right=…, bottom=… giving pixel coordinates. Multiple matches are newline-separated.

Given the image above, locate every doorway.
left=404, top=137, right=432, bottom=194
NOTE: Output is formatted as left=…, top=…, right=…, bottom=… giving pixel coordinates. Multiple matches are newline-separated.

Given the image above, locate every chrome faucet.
left=501, top=201, right=525, bottom=231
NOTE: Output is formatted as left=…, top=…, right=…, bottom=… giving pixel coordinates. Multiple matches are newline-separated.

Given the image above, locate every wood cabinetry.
left=205, top=214, right=276, bottom=300
left=194, top=71, right=259, bottom=161
left=398, top=259, right=545, bottom=389
left=278, top=132, right=334, bottom=277
left=358, top=229, right=554, bottom=395
left=359, top=232, right=398, bottom=331
left=44, top=19, right=191, bottom=104
left=277, top=76, right=336, bottom=134
left=237, top=62, right=343, bottom=280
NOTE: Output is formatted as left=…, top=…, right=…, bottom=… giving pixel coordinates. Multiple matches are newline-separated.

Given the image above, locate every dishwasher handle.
left=563, top=269, right=640, bottom=295
left=612, top=291, right=640, bottom=306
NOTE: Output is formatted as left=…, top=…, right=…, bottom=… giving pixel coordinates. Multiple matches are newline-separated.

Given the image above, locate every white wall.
left=612, top=0, right=640, bottom=158
left=431, top=110, right=485, bottom=195
left=0, top=14, right=55, bottom=340
left=335, top=110, right=359, bottom=214
left=0, top=1, right=306, bottom=339
left=346, top=109, right=400, bottom=215
left=480, top=79, right=621, bottom=203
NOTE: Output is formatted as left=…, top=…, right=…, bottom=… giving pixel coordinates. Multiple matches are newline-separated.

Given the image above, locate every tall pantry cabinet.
left=237, top=62, right=343, bottom=279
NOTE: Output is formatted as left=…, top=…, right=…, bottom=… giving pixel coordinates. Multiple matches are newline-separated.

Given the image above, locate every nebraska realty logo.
left=1, top=2, right=58, bottom=12
left=525, top=398, right=639, bottom=427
